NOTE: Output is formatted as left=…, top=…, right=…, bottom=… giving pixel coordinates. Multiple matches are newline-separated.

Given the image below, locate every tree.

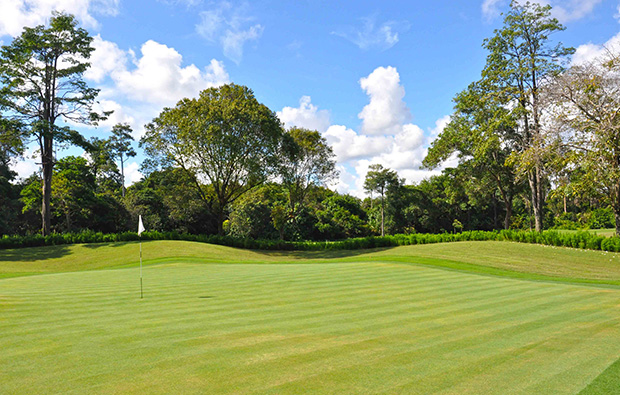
left=0, top=12, right=106, bottom=235
left=316, top=194, right=369, bottom=239
left=108, top=123, right=136, bottom=197
left=363, top=164, right=400, bottom=236
left=51, top=156, right=97, bottom=232
left=141, top=83, right=283, bottom=234
left=424, top=82, right=520, bottom=229
left=550, top=51, right=620, bottom=234
left=280, top=127, right=338, bottom=212
left=481, top=1, right=574, bottom=231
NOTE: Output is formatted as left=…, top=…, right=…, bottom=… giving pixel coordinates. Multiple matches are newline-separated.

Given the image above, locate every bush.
left=2, top=228, right=620, bottom=254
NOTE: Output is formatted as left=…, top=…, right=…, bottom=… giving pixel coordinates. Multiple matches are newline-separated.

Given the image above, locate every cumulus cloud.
left=0, top=0, right=119, bottom=37
left=277, top=96, right=331, bottom=133
left=80, top=37, right=230, bottom=143
left=312, top=65, right=443, bottom=197
left=84, top=34, right=127, bottom=83
left=124, top=161, right=144, bottom=186
left=196, top=1, right=263, bottom=64
left=113, top=40, right=229, bottom=105
left=358, top=66, right=411, bottom=135
left=93, top=99, right=135, bottom=128
left=332, top=16, right=408, bottom=51
left=84, top=38, right=230, bottom=107
left=323, top=125, right=393, bottom=162
left=481, top=0, right=603, bottom=23
left=572, top=31, right=620, bottom=65
left=10, top=148, right=39, bottom=180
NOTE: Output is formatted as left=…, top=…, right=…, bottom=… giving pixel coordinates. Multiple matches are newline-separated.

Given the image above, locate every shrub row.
left=1, top=229, right=619, bottom=253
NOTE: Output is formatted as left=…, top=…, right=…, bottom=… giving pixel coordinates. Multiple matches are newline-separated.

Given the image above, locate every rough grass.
left=2, top=240, right=620, bottom=393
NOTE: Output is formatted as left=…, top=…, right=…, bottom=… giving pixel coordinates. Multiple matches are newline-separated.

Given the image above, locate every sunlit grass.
left=2, top=240, right=620, bottom=393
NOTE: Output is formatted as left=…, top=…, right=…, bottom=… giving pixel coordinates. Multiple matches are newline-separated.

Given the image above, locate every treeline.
left=0, top=152, right=614, bottom=239
left=1, top=5, right=619, bottom=240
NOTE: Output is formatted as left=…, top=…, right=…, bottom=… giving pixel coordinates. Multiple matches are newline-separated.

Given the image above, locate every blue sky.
left=2, top=0, right=620, bottom=196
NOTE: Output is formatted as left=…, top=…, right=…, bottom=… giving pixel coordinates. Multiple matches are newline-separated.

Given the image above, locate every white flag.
left=138, top=215, right=145, bottom=235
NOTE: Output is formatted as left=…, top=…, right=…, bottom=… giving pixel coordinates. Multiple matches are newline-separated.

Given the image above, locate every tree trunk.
left=120, top=152, right=126, bottom=198
left=41, top=136, right=53, bottom=236
left=380, top=194, right=385, bottom=237
left=528, top=166, right=544, bottom=232
left=563, top=195, right=567, bottom=214
left=504, top=197, right=513, bottom=230
left=216, top=207, right=225, bottom=235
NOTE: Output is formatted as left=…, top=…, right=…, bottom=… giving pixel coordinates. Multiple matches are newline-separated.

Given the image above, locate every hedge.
left=1, top=229, right=620, bottom=253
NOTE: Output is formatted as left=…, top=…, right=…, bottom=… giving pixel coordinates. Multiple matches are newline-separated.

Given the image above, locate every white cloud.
left=572, top=31, right=620, bottom=65
left=80, top=37, right=229, bottom=140
left=84, top=34, right=127, bottom=83
left=358, top=66, right=411, bottom=135
left=103, top=40, right=229, bottom=106
left=320, top=66, right=450, bottom=197
left=277, top=96, right=331, bottom=133
left=333, top=16, right=408, bottom=51
left=323, top=125, right=393, bottom=162
left=10, top=148, right=39, bottom=180
left=196, top=1, right=263, bottom=64
left=93, top=99, right=135, bottom=128
left=481, top=0, right=504, bottom=20
left=124, top=161, right=143, bottom=186
left=0, top=0, right=119, bottom=37
left=481, top=0, right=603, bottom=23
left=429, top=115, right=451, bottom=140
left=549, top=0, right=603, bottom=22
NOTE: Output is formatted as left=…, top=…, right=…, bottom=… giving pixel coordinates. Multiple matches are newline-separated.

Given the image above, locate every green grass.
left=2, top=240, right=620, bottom=393
left=556, top=228, right=617, bottom=238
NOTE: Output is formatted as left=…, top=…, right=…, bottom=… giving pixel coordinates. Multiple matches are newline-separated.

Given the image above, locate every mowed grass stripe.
left=2, top=263, right=573, bottom=343
left=3, top=261, right=620, bottom=394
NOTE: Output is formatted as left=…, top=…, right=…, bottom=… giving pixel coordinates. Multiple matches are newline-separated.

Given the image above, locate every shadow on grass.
left=255, top=246, right=395, bottom=260
left=0, top=244, right=72, bottom=262
left=82, top=241, right=136, bottom=249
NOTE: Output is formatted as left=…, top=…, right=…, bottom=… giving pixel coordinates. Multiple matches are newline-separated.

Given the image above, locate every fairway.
left=2, top=242, right=620, bottom=393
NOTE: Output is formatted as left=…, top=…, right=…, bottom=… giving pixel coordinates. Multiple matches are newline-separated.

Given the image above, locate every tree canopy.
left=141, top=83, right=283, bottom=234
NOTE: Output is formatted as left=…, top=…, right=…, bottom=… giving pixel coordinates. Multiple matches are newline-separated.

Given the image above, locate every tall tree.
left=280, top=127, right=338, bottom=214
left=0, top=12, right=106, bottom=235
left=481, top=1, right=574, bottom=231
left=550, top=51, right=620, bottom=234
left=108, top=123, right=136, bottom=197
left=363, top=164, right=400, bottom=236
left=141, top=83, right=283, bottom=234
left=424, top=82, right=520, bottom=229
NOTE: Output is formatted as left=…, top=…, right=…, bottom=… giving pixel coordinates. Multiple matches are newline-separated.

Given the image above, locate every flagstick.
left=138, top=215, right=145, bottom=299
left=140, top=237, right=143, bottom=299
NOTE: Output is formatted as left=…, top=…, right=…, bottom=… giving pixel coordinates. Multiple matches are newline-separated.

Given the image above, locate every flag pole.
left=140, top=238, right=143, bottom=299
left=138, top=215, right=145, bottom=299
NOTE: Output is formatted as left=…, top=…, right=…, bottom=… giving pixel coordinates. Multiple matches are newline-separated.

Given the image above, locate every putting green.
left=2, top=244, right=620, bottom=393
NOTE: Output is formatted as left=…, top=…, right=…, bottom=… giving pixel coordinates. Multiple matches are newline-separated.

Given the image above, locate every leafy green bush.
left=2, top=229, right=620, bottom=254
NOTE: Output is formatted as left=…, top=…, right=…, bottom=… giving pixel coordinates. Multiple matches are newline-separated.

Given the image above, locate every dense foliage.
left=2, top=5, right=619, bottom=240
left=2, top=229, right=620, bottom=254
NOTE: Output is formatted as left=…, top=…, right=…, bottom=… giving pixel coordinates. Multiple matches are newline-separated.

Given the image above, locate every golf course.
left=2, top=240, right=620, bottom=394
